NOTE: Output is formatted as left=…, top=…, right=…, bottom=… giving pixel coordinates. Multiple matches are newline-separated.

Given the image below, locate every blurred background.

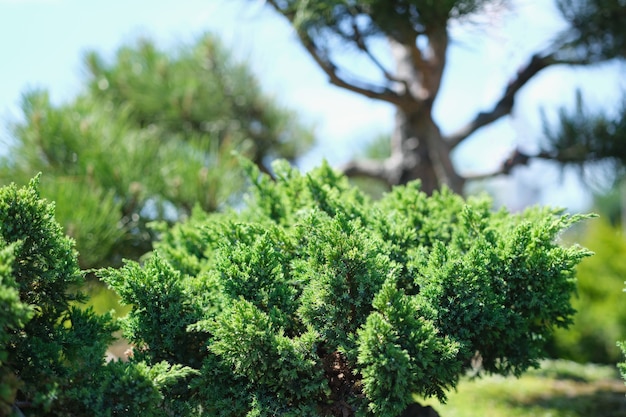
left=1, top=0, right=625, bottom=413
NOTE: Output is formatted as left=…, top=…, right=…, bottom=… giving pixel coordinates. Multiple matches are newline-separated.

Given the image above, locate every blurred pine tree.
left=0, top=34, right=314, bottom=268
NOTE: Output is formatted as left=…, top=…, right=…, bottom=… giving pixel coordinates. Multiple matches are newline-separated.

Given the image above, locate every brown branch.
left=340, top=159, right=387, bottom=181
left=264, top=0, right=408, bottom=106
left=339, top=156, right=407, bottom=185
left=446, top=54, right=556, bottom=149
left=462, top=148, right=555, bottom=181
left=406, top=33, right=427, bottom=72
left=422, top=26, right=448, bottom=99
left=301, top=36, right=409, bottom=106
left=350, top=22, right=407, bottom=88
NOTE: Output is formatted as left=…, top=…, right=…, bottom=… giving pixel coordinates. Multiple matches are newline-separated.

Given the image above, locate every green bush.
left=98, top=159, right=591, bottom=417
left=0, top=240, right=33, bottom=415
left=547, top=219, right=626, bottom=364
left=0, top=176, right=194, bottom=416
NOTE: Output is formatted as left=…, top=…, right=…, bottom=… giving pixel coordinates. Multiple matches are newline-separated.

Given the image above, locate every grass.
left=81, top=278, right=131, bottom=317
left=415, top=360, right=626, bottom=417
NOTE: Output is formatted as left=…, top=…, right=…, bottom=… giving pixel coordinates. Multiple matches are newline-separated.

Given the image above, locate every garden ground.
left=416, top=360, right=626, bottom=417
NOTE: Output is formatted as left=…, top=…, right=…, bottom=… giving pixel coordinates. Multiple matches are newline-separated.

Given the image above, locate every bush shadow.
left=504, top=379, right=626, bottom=417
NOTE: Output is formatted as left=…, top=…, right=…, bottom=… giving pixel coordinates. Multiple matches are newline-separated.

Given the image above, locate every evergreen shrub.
left=0, top=176, right=195, bottom=417
left=99, top=160, right=592, bottom=417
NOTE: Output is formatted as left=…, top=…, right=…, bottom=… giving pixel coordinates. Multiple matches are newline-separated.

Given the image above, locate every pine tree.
left=254, top=0, right=626, bottom=194
left=0, top=34, right=313, bottom=269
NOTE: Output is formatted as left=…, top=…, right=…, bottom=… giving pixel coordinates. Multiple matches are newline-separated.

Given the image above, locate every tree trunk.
left=387, top=36, right=464, bottom=195
left=389, top=107, right=464, bottom=195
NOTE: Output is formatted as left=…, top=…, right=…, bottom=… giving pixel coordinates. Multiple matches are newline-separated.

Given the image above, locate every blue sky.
left=1, top=0, right=623, bottom=211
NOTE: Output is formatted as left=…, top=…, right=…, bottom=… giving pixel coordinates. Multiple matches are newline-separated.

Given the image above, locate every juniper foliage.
left=0, top=176, right=195, bottom=417
left=100, top=160, right=592, bottom=417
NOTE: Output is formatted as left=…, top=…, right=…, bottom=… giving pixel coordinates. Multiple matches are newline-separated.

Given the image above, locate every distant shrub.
left=99, top=159, right=591, bottom=417
left=547, top=219, right=626, bottom=364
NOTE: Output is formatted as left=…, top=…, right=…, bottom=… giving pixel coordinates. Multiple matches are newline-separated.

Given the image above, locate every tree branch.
left=445, top=53, right=555, bottom=149
left=422, top=26, right=448, bottom=99
left=300, top=36, right=410, bottom=106
left=339, top=159, right=388, bottom=182
left=264, top=0, right=409, bottom=106
left=339, top=154, right=410, bottom=185
left=462, top=148, right=555, bottom=181
left=350, top=22, right=406, bottom=87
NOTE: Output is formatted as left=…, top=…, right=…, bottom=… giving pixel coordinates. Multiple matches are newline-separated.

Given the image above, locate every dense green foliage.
left=84, top=36, right=310, bottom=167
left=556, top=0, right=626, bottom=63
left=0, top=34, right=313, bottom=269
left=0, top=177, right=194, bottom=416
left=98, top=159, right=591, bottom=417
left=0, top=239, right=32, bottom=415
left=546, top=220, right=626, bottom=364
